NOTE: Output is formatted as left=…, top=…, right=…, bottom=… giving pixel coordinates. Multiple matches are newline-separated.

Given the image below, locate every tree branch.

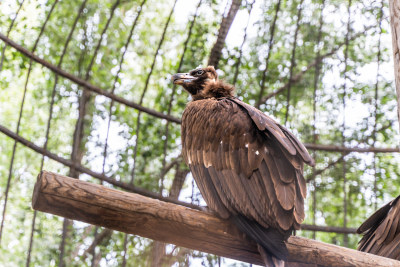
left=305, top=122, right=393, bottom=182
left=259, top=24, right=377, bottom=104
left=0, top=33, right=181, bottom=124
left=70, top=225, right=95, bottom=259
left=0, top=124, right=200, bottom=210
left=82, top=228, right=113, bottom=258
left=208, top=0, right=241, bottom=68
left=32, top=171, right=400, bottom=267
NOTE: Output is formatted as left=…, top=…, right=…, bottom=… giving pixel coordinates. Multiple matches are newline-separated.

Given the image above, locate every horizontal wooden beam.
left=301, top=224, right=357, bottom=234
left=304, top=143, right=399, bottom=153
left=32, top=171, right=400, bottom=266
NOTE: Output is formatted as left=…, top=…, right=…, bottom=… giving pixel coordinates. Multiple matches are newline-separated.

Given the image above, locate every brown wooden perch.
left=32, top=171, right=400, bottom=266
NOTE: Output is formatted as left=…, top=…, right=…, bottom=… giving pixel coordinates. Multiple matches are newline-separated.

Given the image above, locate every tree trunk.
left=389, top=0, right=400, bottom=131
left=208, top=0, right=241, bottom=68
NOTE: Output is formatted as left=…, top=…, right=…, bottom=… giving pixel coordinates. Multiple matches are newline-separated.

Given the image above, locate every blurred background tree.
left=0, top=0, right=398, bottom=266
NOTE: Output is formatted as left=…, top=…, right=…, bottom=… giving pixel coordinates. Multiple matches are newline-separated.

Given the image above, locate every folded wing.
left=181, top=98, right=313, bottom=233
left=357, top=195, right=400, bottom=260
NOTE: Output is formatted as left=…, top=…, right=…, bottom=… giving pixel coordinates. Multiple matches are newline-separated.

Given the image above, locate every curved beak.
left=171, top=73, right=196, bottom=85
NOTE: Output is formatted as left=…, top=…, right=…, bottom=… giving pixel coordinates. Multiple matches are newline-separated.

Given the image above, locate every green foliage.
left=0, top=0, right=398, bottom=266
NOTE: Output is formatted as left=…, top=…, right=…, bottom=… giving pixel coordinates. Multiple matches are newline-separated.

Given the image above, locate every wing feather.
left=385, top=234, right=400, bottom=259
left=258, top=160, right=294, bottom=230
left=358, top=196, right=400, bottom=260
left=203, top=166, right=234, bottom=212
left=229, top=147, right=241, bottom=173
left=208, top=166, right=257, bottom=217
left=278, top=124, right=314, bottom=165
left=229, top=98, right=315, bottom=166
left=247, top=141, right=263, bottom=175
left=377, top=214, right=394, bottom=245
left=293, top=175, right=305, bottom=225
left=247, top=171, right=273, bottom=226
left=279, top=142, right=303, bottom=170
left=385, top=207, right=400, bottom=244
left=358, top=200, right=393, bottom=234
left=296, top=170, right=307, bottom=199
left=269, top=143, right=296, bottom=183
left=238, top=147, right=249, bottom=176
left=189, top=165, right=230, bottom=218
left=263, top=150, right=295, bottom=210
left=223, top=169, right=261, bottom=220
left=229, top=98, right=297, bottom=155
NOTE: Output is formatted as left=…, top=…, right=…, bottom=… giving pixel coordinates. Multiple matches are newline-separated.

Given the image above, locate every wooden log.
left=32, top=171, right=400, bottom=267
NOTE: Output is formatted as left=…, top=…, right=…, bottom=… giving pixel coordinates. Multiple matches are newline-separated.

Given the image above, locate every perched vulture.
left=357, top=195, right=400, bottom=260
left=172, top=66, right=314, bottom=266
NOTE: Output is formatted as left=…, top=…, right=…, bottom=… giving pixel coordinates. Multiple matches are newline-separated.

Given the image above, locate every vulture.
left=172, top=66, right=314, bottom=266
left=357, top=195, right=400, bottom=260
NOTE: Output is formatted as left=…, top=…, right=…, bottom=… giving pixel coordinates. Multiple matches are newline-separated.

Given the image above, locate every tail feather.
left=232, top=215, right=290, bottom=261
left=257, top=244, right=284, bottom=267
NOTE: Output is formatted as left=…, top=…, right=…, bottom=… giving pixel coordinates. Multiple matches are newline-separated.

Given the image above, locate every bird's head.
left=171, top=66, right=234, bottom=100
left=171, top=66, right=218, bottom=95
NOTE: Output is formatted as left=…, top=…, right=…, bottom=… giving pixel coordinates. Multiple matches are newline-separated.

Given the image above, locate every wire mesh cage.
left=0, top=0, right=398, bottom=266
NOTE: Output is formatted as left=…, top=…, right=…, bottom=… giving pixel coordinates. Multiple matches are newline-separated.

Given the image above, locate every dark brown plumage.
left=172, top=66, right=314, bottom=266
left=357, top=195, right=400, bottom=260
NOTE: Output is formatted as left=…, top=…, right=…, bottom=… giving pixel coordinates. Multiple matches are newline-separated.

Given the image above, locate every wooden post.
left=32, top=171, right=400, bottom=267
left=389, top=0, right=400, bottom=129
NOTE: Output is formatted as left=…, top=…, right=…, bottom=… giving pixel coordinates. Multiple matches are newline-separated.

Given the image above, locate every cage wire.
left=256, top=0, right=280, bottom=109
left=0, top=0, right=396, bottom=265
left=311, top=0, right=326, bottom=240
left=284, top=0, right=304, bottom=126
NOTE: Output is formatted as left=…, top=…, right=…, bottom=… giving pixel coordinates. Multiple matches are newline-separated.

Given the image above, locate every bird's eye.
left=196, top=70, right=204, bottom=75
